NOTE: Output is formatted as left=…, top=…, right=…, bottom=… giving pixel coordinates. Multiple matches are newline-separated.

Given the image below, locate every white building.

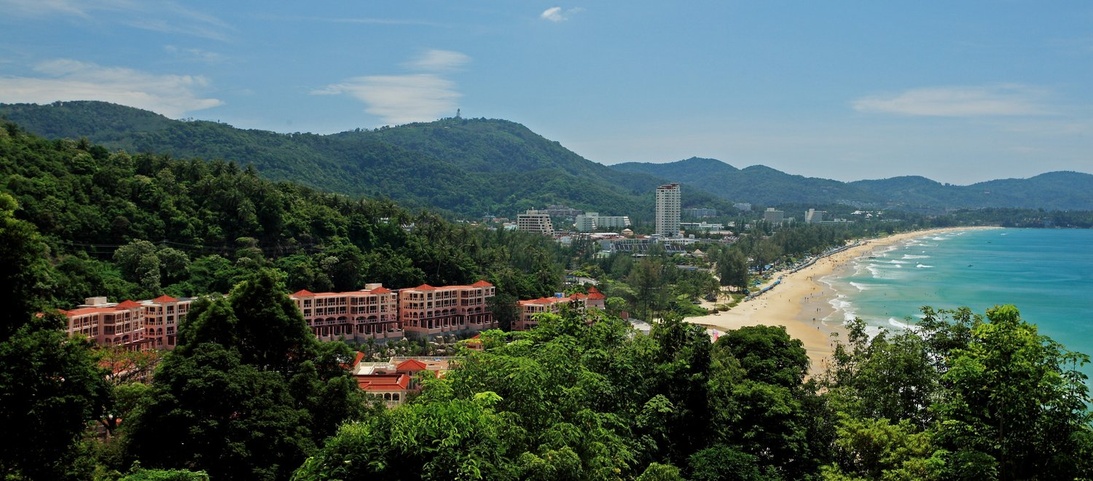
left=763, top=207, right=785, bottom=225
left=516, top=210, right=555, bottom=236
left=655, top=183, right=681, bottom=237
left=575, top=212, right=632, bottom=232
left=805, top=209, right=826, bottom=224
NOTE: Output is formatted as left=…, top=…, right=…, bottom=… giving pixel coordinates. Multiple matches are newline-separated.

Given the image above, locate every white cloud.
left=0, top=0, right=95, bottom=17
left=853, top=84, right=1052, bottom=117
left=541, top=6, right=583, bottom=22
left=0, top=59, right=222, bottom=117
left=164, top=45, right=226, bottom=64
left=0, top=0, right=231, bottom=41
left=404, top=49, right=470, bottom=72
left=313, top=74, right=460, bottom=126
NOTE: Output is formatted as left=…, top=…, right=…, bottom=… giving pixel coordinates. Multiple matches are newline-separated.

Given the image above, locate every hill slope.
left=0, top=101, right=734, bottom=219
left=4, top=101, right=1093, bottom=213
left=615, top=157, right=1093, bottom=211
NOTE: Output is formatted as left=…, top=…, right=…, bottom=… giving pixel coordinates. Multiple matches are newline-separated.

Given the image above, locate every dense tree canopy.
left=125, top=269, right=364, bottom=481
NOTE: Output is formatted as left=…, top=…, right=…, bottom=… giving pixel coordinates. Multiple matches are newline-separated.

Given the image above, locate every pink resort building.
left=142, top=295, right=191, bottom=349
left=399, top=280, right=497, bottom=338
left=64, top=296, right=194, bottom=351
left=514, top=286, right=607, bottom=331
left=63, top=298, right=147, bottom=351
left=290, top=283, right=403, bottom=343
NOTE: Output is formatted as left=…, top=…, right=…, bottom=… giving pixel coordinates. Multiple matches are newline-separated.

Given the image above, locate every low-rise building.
left=291, top=283, right=402, bottom=343
left=574, top=212, right=632, bottom=232
left=349, top=354, right=452, bottom=408
left=141, top=295, right=192, bottom=349
left=64, top=297, right=154, bottom=351
left=514, top=287, right=606, bottom=330
left=399, top=280, right=497, bottom=338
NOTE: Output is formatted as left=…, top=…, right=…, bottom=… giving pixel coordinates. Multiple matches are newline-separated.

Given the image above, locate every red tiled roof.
left=115, top=300, right=142, bottom=309
left=345, top=351, right=365, bottom=370
left=368, top=286, right=392, bottom=294
left=356, top=374, right=410, bottom=391
left=292, top=289, right=315, bottom=297
left=519, top=297, right=563, bottom=306
left=471, top=280, right=493, bottom=288
left=587, top=287, right=605, bottom=300
left=152, top=294, right=178, bottom=303
left=412, top=284, right=436, bottom=291
left=396, top=359, right=428, bottom=372
left=64, top=306, right=113, bottom=316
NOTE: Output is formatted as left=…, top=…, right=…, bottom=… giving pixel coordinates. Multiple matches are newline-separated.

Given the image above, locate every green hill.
left=614, top=157, right=1093, bottom=211
left=0, top=101, right=732, bottom=219
left=4, top=101, right=1092, bottom=214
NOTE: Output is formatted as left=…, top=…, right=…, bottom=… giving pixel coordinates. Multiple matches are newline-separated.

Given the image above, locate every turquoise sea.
left=823, top=228, right=1093, bottom=381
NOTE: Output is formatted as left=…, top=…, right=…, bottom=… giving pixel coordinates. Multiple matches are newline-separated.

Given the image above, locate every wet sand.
left=689, top=227, right=993, bottom=378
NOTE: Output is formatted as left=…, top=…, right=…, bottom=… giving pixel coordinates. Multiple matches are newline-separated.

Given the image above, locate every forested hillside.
left=0, top=101, right=734, bottom=219
left=2, top=119, right=1091, bottom=481
left=0, top=121, right=564, bottom=309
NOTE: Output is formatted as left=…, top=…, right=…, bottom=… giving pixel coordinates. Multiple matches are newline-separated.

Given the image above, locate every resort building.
left=142, top=295, right=192, bottom=349
left=399, top=280, right=497, bottom=338
left=574, top=212, right=632, bottom=232
left=656, top=183, right=682, bottom=237
left=805, top=209, right=826, bottom=224
left=516, top=210, right=555, bottom=236
left=64, top=297, right=154, bottom=351
left=514, top=287, right=606, bottom=331
left=349, top=354, right=452, bottom=408
left=290, top=283, right=403, bottom=343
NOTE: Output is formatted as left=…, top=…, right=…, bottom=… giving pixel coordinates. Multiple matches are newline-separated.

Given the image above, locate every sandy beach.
left=689, top=227, right=993, bottom=378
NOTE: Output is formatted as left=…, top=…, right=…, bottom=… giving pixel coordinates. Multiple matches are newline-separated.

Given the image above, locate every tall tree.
left=932, top=305, right=1093, bottom=480
left=128, top=269, right=362, bottom=480
left=0, top=194, right=110, bottom=479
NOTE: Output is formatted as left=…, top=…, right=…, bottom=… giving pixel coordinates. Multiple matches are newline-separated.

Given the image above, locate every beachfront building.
left=514, top=287, right=607, bottom=331
left=574, top=212, right=632, bottom=232
left=805, top=209, right=826, bottom=224
left=399, top=281, right=497, bottom=338
left=656, top=183, right=682, bottom=237
left=291, top=283, right=403, bottom=343
left=64, top=297, right=154, bottom=351
left=516, top=210, right=555, bottom=236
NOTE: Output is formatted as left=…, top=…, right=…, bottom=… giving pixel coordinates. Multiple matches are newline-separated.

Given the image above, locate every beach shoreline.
left=688, top=226, right=998, bottom=377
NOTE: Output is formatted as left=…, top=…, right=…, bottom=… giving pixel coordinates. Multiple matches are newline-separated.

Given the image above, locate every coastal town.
left=6, top=3, right=1093, bottom=477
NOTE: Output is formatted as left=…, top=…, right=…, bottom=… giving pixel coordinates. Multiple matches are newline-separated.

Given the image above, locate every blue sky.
left=2, top=1, right=1091, bottom=184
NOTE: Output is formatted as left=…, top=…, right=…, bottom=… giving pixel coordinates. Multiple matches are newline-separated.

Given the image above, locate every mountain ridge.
left=3, top=101, right=1092, bottom=213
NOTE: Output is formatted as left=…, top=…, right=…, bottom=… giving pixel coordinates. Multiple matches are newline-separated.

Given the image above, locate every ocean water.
left=823, top=228, right=1093, bottom=380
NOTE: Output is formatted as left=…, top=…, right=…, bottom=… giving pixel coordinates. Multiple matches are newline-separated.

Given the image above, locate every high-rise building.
left=655, top=183, right=681, bottom=237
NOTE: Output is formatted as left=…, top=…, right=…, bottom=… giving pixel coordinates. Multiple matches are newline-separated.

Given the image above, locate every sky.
left=1, top=1, right=1091, bottom=185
